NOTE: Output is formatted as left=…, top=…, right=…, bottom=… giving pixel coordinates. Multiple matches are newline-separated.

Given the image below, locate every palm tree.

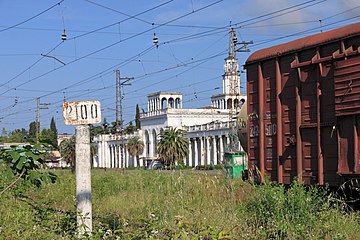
left=126, top=137, right=144, bottom=167
left=157, top=127, right=189, bottom=167
left=59, top=136, right=75, bottom=173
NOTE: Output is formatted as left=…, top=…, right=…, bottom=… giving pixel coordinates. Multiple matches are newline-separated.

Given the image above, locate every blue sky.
left=0, top=0, right=360, bottom=134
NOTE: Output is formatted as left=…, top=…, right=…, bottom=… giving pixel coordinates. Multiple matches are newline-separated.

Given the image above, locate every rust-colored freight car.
left=244, top=22, right=360, bottom=186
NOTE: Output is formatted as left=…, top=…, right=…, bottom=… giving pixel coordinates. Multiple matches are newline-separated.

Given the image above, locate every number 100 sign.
left=63, top=100, right=102, bottom=125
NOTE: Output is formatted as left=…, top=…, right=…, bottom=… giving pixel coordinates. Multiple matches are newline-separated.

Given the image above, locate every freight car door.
left=334, top=56, right=360, bottom=175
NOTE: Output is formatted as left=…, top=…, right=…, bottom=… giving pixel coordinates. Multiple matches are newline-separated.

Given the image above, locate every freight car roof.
left=246, top=22, right=360, bottom=64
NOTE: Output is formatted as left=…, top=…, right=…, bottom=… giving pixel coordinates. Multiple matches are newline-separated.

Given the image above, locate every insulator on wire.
left=233, top=36, right=237, bottom=46
left=61, top=29, right=67, bottom=41
left=153, top=33, right=158, bottom=48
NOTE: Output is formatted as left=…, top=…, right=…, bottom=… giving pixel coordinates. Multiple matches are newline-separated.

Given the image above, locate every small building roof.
left=147, top=92, right=182, bottom=98
left=246, top=22, right=360, bottom=64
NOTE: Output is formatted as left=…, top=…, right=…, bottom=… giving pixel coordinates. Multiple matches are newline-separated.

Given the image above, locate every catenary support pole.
left=76, top=124, right=92, bottom=236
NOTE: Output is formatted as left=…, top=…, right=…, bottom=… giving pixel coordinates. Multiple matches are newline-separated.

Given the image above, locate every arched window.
left=145, top=130, right=150, bottom=156
left=168, top=98, right=174, bottom=108
left=234, top=99, right=239, bottom=108
left=240, top=98, right=245, bottom=108
left=175, top=98, right=181, bottom=108
left=152, top=129, right=157, bottom=155
left=227, top=99, right=232, bottom=109
left=161, top=98, right=167, bottom=109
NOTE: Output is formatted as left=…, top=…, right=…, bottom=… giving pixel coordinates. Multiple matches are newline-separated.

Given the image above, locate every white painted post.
left=76, top=125, right=92, bottom=236
left=206, top=137, right=211, bottom=166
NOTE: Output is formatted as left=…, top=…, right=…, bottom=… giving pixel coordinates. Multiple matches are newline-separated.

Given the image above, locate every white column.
left=213, top=137, right=217, bottom=165
left=114, top=145, right=117, bottom=168
left=226, top=135, right=230, bottom=150
left=105, top=144, right=109, bottom=168
left=113, top=145, right=116, bottom=168
left=219, top=136, right=224, bottom=163
left=109, top=145, right=112, bottom=168
left=200, top=137, right=205, bottom=166
left=149, top=131, right=154, bottom=158
left=188, top=139, right=192, bottom=166
left=123, top=146, right=127, bottom=168
left=194, top=138, right=198, bottom=166
left=125, top=147, right=130, bottom=168
left=206, top=137, right=211, bottom=166
left=103, top=137, right=107, bottom=168
left=100, top=136, right=104, bottom=168
left=97, top=140, right=102, bottom=168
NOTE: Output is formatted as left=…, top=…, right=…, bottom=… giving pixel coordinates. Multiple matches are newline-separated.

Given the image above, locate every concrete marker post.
left=63, top=100, right=101, bottom=237
left=75, top=124, right=92, bottom=236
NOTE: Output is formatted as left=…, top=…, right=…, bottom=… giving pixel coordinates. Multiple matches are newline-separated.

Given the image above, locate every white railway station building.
left=94, top=29, right=246, bottom=168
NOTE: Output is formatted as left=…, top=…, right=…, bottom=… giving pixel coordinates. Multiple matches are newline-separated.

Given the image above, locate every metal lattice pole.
left=115, top=70, right=133, bottom=170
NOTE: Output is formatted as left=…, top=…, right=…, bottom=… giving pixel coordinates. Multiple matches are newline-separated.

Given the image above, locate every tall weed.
left=0, top=169, right=359, bottom=239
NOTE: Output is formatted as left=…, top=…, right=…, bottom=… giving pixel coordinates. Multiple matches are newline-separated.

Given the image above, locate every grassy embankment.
left=0, top=169, right=359, bottom=239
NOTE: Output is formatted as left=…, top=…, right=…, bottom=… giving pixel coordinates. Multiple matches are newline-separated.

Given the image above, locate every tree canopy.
left=135, top=104, right=141, bottom=129
left=59, top=137, right=76, bottom=173
left=157, top=127, right=189, bottom=166
left=126, top=136, right=144, bottom=167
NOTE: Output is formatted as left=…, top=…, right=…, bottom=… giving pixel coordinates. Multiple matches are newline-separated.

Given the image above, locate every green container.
left=224, top=152, right=247, bottom=179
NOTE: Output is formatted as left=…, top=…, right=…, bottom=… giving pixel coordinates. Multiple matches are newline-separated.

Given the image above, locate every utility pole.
left=36, top=97, right=49, bottom=143
left=227, top=28, right=252, bottom=152
left=115, top=70, right=133, bottom=170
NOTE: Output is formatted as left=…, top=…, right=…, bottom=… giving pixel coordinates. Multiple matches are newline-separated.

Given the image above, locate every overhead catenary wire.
left=1, top=0, right=359, bottom=129
left=0, top=0, right=224, bottom=97
left=0, top=0, right=324, bottom=94
left=0, top=0, right=64, bottom=33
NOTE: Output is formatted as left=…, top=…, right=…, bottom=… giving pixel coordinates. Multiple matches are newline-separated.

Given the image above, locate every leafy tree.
left=28, top=121, right=38, bottom=143
left=50, top=117, right=57, bottom=136
left=40, top=129, right=58, bottom=149
left=59, top=137, right=76, bottom=173
left=8, top=128, right=28, bottom=143
left=126, top=136, right=144, bottom=167
left=135, top=104, right=141, bottom=129
left=0, top=136, right=8, bottom=143
left=89, top=118, right=112, bottom=139
left=102, top=118, right=109, bottom=133
left=49, top=118, right=58, bottom=149
left=0, top=143, right=57, bottom=195
left=90, top=125, right=103, bottom=140
left=1, top=128, right=7, bottom=136
left=90, top=143, right=97, bottom=168
left=125, top=121, right=136, bottom=134
left=157, top=127, right=189, bottom=167
left=109, top=120, right=124, bottom=134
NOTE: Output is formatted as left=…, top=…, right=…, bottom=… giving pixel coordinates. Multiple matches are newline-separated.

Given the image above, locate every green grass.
left=0, top=169, right=359, bottom=239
